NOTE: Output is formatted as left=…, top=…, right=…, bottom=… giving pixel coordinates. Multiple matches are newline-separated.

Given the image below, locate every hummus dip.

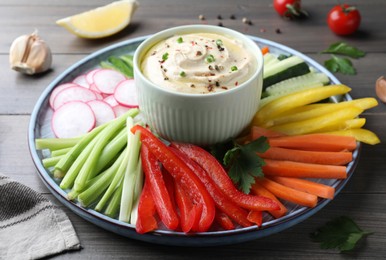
left=141, top=33, right=257, bottom=94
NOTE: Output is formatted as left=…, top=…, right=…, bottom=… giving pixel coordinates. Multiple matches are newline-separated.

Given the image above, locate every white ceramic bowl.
left=133, top=25, right=263, bottom=145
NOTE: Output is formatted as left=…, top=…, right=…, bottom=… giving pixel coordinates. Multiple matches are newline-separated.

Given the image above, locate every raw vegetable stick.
left=60, top=135, right=100, bottom=185
left=95, top=148, right=129, bottom=212
left=140, top=144, right=179, bottom=230
left=250, top=182, right=287, bottom=219
left=258, top=147, right=353, bottom=166
left=51, top=147, right=72, bottom=157
left=268, top=176, right=335, bottom=200
left=73, top=110, right=136, bottom=194
left=53, top=122, right=108, bottom=177
left=268, top=134, right=357, bottom=152
left=267, top=106, right=363, bottom=136
left=119, top=128, right=142, bottom=223
left=247, top=211, right=263, bottom=227
left=215, top=211, right=235, bottom=230
left=78, top=147, right=127, bottom=207
left=263, top=159, right=347, bottom=179
left=315, top=118, right=366, bottom=133
left=42, top=155, right=63, bottom=168
left=324, top=129, right=381, bottom=145
left=256, top=178, right=318, bottom=208
left=253, top=84, right=351, bottom=125
left=35, top=137, right=81, bottom=150
left=104, top=183, right=123, bottom=218
left=170, top=146, right=252, bottom=228
left=94, top=126, right=128, bottom=174
left=263, top=97, right=377, bottom=127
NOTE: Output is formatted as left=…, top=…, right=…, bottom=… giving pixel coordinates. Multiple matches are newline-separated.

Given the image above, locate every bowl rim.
left=133, top=24, right=264, bottom=98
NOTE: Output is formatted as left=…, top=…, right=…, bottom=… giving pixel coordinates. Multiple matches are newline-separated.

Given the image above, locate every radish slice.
left=52, top=101, right=95, bottom=138
left=103, top=95, right=119, bottom=107
left=113, top=79, right=139, bottom=108
left=86, top=69, right=101, bottom=85
left=92, top=91, right=104, bottom=100
left=113, top=105, right=130, bottom=117
left=52, top=86, right=97, bottom=110
left=72, top=74, right=90, bottom=88
left=49, top=83, right=78, bottom=109
left=87, top=100, right=116, bottom=126
left=93, top=69, right=126, bottom=95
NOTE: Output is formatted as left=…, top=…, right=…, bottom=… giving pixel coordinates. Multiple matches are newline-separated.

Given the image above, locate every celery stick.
left=93, top=127, right=128, bottom=175
left=119, top=119, right=141, bottom=222
left=104, top=183, right=123, bottom=218
left=54, top=123, right=108, bottom=177
left=95, top=148, right=129, bottom=212
left=35, top=137, right=81, bottom=150
left=130, top=158, right=143, bottom=225
left=72, top=114, right=131, bottom=194
left=78, top=148, right=127, bottom=207
left=51, top=147, right=71, bottom=157
left=42, top=156, right=63, bottom=169
left=59, top=135, right=99, bottom=187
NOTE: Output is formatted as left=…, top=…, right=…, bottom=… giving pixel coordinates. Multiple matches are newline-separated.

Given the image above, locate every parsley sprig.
left=211, top=137, right=269, bottom=194
left=310, top=216, right=373, bottom=252
left=322, top=42, right=366, bottom=75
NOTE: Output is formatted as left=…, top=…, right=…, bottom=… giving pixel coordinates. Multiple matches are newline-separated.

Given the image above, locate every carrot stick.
left=261, top=46, right=269, bottom=55
left=268, top=176, right=335, bottom=200
left=268, top=134, right=357, bottom=152
left=250, top=182, right=287, bottom=218
left=250, top=126, right=285, bottom=140
left=256, top=178, right=318, bottom=208
left=262, top=159, right=347, bottom=179
left=258, top=147, right=353, bottom=166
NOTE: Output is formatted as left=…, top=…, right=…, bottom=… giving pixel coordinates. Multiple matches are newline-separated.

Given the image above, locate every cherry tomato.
left=327, top=4, right=361, bottom=35
left=273, top=0, right=307, bottom=18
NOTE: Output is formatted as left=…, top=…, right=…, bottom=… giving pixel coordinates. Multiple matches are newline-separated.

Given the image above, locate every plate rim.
left=28, top=34, right=361, bottom=246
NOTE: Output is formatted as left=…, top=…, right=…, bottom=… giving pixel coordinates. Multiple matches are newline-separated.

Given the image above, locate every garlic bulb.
left=375, top=76, right=386, bottom=103
left=9, top=31, right=52, bottom=75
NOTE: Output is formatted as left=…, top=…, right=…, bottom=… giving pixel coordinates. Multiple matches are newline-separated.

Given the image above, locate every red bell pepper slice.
left=135, top=178, right=158, bottom=234
left=215, top=210, right=235, bottom=230
left=170, top=146, right=252, bottom=228
left=174, top=180, right=197, bottom=233
left=141, top=144, right=179, bottom=230
left=131, top=125, right=215, bottom=232
left=171, top=143, right=280, bottom=212
left=247, top=211, right=263, bottom=227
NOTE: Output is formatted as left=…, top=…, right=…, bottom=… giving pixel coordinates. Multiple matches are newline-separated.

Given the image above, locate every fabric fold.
left=0, top=174, right=81, bottom=260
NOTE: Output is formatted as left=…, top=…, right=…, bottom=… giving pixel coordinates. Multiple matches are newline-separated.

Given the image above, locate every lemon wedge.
left=56, top=0, right=138, bottom=39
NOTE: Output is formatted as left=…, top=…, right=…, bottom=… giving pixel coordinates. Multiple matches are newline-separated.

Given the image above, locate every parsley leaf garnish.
left=222, top=137, right=269, bottom=194
left=324, top=55, right=356, bottom=75
left=322, top=42, right=366, bottom=75
left=310, top=216, right=373, bottom=252
left=322, top=42, right=366, bottom=59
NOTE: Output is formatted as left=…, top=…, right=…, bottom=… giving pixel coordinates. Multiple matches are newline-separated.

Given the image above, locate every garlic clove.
left=375, top=76, right=386, bottom=103
left=9, top=31, right=52, bottom=75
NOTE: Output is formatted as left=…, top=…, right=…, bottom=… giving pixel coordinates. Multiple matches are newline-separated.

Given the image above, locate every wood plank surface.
left=1, top=0, right=386, bottom=259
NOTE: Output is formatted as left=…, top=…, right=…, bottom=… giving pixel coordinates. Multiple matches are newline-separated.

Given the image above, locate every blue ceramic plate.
left=28, top=35, right=360, bottom=246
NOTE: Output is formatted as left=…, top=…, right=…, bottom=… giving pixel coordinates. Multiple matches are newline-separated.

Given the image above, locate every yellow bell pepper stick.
left=254, top=85, right=351, bottom=125
left=316, top=118, right=366, bottom=133
left=268, top=106, right=363, bottom=136
left=324, top=129, right=380, bottom=145
left=263, top=97, right=377, bottom=127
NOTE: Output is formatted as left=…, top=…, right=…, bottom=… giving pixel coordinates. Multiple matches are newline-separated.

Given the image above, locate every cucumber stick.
left=264, top=72, right=330, bottom=96
left=263, top=56, right=310, bottom=89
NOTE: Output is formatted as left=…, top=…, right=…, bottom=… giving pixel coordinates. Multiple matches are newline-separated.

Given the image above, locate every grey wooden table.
left=1, top=0, right=386, bottom=259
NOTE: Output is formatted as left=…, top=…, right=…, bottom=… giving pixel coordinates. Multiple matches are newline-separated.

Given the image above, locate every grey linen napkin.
left=0, top=174, right=81, bottom=259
